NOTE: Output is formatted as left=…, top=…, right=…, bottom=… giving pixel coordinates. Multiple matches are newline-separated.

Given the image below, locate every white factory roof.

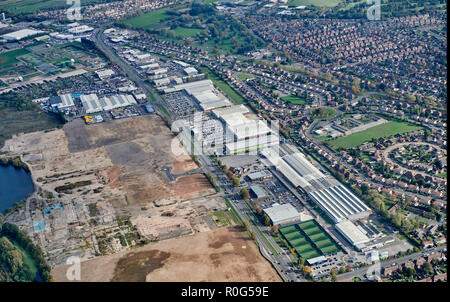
left=57, top=94, right=75, bottom=109
left=174, top=79, right=214, bottom=92
left=95, top=69, right=115, bottom=79
left=212, top=105, right=249, bottom=118
left=81, top=94, right=102, bottom=114
left=68, top=25, right=94, bottom=34
left=139, top=63, right=159, bottom=70
left=309, top=185, right=371, bottom=223
left=225, top=133, right=279, bottom=154
left=81, top=94, right=136, bottom=113
left=247, top=170, right=272, bottom=180
left=135, top=53, right=152, bottom=60
left=228, top=120, right=271, bottom=140
left=184, top=67, right=198, bottom=75
left=262, top=145, right=371, bottom=223
left=199, top=100, right=231, bottom=111
left=99, top=94, right=137, bottom=111
left=263, top=203, right=301, bottom=225
left=335, top=220, right=370, bottom=246
left=2, top=29, right=44, bottom=41
left=173, top=60, right=190, bottom=67
left=283, top=152, right=325, bottom=182
left=149, top=68, right=167, bottom=75
left=153, top=78, right=170, bottom=86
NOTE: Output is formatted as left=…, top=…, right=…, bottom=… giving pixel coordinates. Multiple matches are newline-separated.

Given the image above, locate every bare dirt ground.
left=2, top=114, right=220, bottom=247
left=51, top=226, right=281, bottom=282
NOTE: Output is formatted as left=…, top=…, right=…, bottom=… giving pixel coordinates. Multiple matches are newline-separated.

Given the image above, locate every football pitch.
left=328, top=121, right=423, bottom=149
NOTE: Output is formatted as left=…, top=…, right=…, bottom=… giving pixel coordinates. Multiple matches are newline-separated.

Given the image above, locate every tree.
left=239, top=188, right=250, bottom=200
left=243, top=221, right=250, bottom=232
left=298, top=256, right=305, bottom=268
left=263, top=214, right=271, bottom=226
left=422, top=262, right=434, bottom=276
left=232, top=176, right=240, bottom=187
left=270, top=225, right=279, bottom=235
left=330, top=269, right=338, bottom=282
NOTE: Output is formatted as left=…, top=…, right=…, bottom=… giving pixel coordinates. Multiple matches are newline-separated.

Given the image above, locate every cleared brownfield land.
left=52, top=226, right=281, bottom=282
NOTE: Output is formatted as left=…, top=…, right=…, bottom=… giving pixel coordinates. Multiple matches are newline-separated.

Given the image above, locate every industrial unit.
left=80, top=94, right=137, bottom=114
left=263, top=203, right=302, bottom=226
left=246, top=170, right=272, bottom=181
left=49, top=94, right=75, bottom=111
left=335, top=220, right=371, bottom=250
left=249, top=185, right=268, bottom=200
left=2, top=28, right=45, bottom=41
left=261, top=145, right=371, bottom=223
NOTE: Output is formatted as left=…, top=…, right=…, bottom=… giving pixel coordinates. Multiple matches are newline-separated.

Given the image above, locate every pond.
left=0, top=164, right=34, bottom=214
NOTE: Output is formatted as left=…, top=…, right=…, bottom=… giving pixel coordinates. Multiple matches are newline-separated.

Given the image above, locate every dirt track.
left=51, top=226, right=281, bottom=282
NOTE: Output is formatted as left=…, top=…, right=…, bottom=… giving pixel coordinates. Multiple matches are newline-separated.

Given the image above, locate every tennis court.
left=279, top=220, right=342, bottom=259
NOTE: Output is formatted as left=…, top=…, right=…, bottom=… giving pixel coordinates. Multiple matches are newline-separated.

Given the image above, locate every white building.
left=2, top=29, right=44, bottom=41
left=263, top=203, right=301, bottom=226
left=335, top=220, right=371, bottom=249
left=95, top=69, right=115, bottom=80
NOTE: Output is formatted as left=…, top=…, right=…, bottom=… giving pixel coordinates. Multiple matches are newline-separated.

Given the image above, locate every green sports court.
left=279, top=220, right=341, bottom=260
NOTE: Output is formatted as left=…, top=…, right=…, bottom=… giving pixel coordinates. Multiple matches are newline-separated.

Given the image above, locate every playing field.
left=0, top=48, right=29, bottom=65
left=279, top=220, right=340, bottom=260
left=173, top=27, right=202, bottom=38
left=122, top=7, right=170, bottom=29
left=328, top=121, right=423, bottom=149
left=200, top=67, right=245, bottom=104
left=281, top=95, right=306, bottom=105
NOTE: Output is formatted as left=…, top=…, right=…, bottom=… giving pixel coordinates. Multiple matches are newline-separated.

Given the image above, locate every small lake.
left=0, top=164, right=35, bottom=214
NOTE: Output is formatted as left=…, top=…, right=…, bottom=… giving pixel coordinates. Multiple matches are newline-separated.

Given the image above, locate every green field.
left=281, top=95, right=307, bottom=105
left=0, top=107, right=63, bottom=148
left=122, top=7, right=170, bottom=29
left=0, top=0, right=66, bottom=14
left=0, top=48, right=30, bottom=65
left=237, top=73, right=254, bottom=81
left=328, top=121, right=423, bottom=149
left=279, top=220, right=340, bottom=260
left=123, top=3, right=264, bottom=55
left=288, top=0, right=341, bottom=7
left=172, top=27, right=202, bottom=38
left=200, top=67, right=245, bottom=104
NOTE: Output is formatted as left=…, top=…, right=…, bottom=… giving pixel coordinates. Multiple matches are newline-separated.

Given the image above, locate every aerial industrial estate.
left=0, top=0, right=446, bottom=286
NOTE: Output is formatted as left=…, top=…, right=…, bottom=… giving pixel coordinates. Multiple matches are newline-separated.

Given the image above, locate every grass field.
left=0, top=48, right=30, bottom=65
left=236, top=73, right=254, bottom=81
left=200, top=67, right=246, bottom=104
left=287, top=0, right=341, bottom=7
left=281, top=95, right=307, bottom=105
left=122, top=7, right=170, bottom=29
left=0, top=107, right=63, bottom=148
left=173, top=27, right=202, bottom=38
left=328, top=121, right=423, bottom=149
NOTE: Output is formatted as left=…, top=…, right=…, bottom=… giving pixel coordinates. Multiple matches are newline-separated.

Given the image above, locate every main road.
left=102, top=49, right=306, bottom=281
left=92, top=28, right=174, bottom=120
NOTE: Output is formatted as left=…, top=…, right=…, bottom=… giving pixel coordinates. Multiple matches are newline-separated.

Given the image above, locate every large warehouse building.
left=163, top=80, right=231, bottom=111
left=81, top=94, right=137, bottom=114
left=335, top=220, right=371, bottom=250
left=263, top=203, right=301, bottom=226
left=2, top=28, right=45, bottom=41
left=261, top=145, right=371, bottom=223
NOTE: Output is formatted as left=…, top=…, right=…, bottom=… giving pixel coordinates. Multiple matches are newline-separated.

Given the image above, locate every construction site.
left=1, top=114, right=229, bottom=268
